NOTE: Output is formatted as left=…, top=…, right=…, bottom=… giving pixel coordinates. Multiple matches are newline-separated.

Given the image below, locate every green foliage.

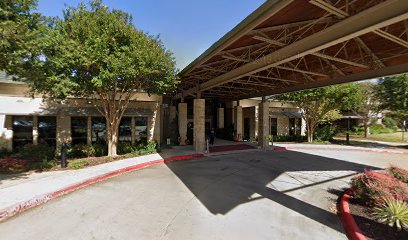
left=274, top=83, right=360, bottom=142
left=17, top=144, right=55, bottom=162
left=66, top=144, right=106, bottom=159
left=68, top=159, right=89, bottom=169
left=373, top=199, right=408, bottom=231
left=118, top=141, right=158, bottom=155
left=15, top=0, right=178, bottom=156
left=369, top=124, right=396, bottom=134
left=389, top=166, right=408, bottom=184
left=135, top=141, right=158, bottom=155
left=383, top=117, right=398, bottom=129
left=93, top=144, right=107, bottom=157
left=349, top=126, right=365, bottom=135
left=268, top=135, right=307, bottom=142
left=33, top=160, right=55, bottom=171
left=117, top=142, right=135, bottom=155
left=314, top=125, right=339, bottom=141
left=0, top=0, right=46, bottom=76
left=377, top=74, right=408, bottom=112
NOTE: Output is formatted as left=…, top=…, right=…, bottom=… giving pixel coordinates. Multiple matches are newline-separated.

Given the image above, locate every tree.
left=274, top=84, right=361, bottom=142
left=0, top=0, right=45, bottom=76
left=350, top=83, right=381, bottom=138
left=376, top=74, right=408, bottom=140
left=23, top=1, right=178, bottom=156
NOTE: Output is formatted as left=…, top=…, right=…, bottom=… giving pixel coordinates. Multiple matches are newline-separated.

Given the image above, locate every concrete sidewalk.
left=274, top=143, right=408, bottom=154
left=0, top=146, right=200, bottom=221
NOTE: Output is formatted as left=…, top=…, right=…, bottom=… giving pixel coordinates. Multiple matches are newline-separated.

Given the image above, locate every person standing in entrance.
left=209, top=128, right=215, bottom=145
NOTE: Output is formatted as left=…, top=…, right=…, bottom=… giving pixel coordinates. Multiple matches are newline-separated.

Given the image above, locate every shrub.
left=66, top=144, right=88, bottom=159
left=66, top=144, right=106, bottom=159
left=389, top=166, right=408, bottom=184
left=33, top=160, right=56, bottom=171
left=350, top=126, right=365, bottom=135
left=17, top=144, right=55, bottom=162
left=117, top=142, right=135, bottom=155
left=68, top=159, right=89, bottom=169
left=134, top=141, right=158, bottom=155
left=93, top=144, right=106, bottom=157
left=269, top=135, right=307, bottom=142
left=350, top=170, right=408, bottom=206
left=383, top=117, right=398, bottom=129
left=314, top=125, right=339, bottom=141
left=373, top=199, right=408, bottom=231
left=0, top=157, right=26, bottom=173
left=370, top=124, right=396, bottom=134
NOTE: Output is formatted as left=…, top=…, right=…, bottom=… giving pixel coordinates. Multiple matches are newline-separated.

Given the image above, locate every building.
left=0, top=71, right=307, bottom=151
left=0, top=72, right=162, bottom=151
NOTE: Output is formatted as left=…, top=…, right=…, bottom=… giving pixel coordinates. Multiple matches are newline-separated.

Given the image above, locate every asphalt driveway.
left=0, top=149, right=407, bottom=240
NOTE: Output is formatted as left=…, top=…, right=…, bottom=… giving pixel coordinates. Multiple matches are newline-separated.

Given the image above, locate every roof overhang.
left=176, top=0, right=408, bottom=101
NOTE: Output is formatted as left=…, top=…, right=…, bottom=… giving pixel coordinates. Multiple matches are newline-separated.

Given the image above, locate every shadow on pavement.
left=165, top=150, right=379, bottom=233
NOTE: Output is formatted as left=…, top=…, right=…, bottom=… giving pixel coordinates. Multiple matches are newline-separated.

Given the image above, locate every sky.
left=36, top=0, right=266, bottom=70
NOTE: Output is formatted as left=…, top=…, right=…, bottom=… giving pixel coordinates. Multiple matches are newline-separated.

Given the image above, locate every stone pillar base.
left=258, top=102, right=269, bottom=150
left=234, top=106, right=243, bottom=141
left=194, top=99, right=205, bottom=152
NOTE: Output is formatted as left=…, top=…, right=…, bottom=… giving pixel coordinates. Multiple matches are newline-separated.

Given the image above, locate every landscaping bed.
left=348, top=199, right=408, bottom=240
left=0, top=141, right=161, bottom=174
left=341, top=166, right=408, bottom=240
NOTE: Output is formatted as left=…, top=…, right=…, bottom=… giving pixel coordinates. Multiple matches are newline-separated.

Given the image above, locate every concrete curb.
left=283, top=146, right=408, bottom=155
left=0, top=153, right=205, bottom=222
left=339, top=190, right=367, bottom=240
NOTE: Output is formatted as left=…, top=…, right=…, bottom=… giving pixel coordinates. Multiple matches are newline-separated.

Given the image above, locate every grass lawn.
left=350, top=131, right=408, bottom=143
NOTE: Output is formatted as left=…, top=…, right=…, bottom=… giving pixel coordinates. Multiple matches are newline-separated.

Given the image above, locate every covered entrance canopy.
left=176, top=0, right=408, bottom=100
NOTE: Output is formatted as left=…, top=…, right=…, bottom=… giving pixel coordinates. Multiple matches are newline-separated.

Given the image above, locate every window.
left=270, top=118, right=278, bottom=136
left=119, top=117, right=132, bottom=142
left=38, top=116, right=56, bottom=146
left=13, top=116, right=33, bottom=148
left=289, top=118, right=301, bottom=136
left=71, top=117, right=87, bottom=145
left=92, top=117, right=106, bottom=144
left=135, top=117, right=148, bottom=142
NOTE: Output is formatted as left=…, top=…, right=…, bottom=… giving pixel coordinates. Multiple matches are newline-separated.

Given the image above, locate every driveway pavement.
left=0, top=149, right=407, bottom=240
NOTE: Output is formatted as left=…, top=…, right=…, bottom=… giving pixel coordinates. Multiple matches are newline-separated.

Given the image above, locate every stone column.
left=4, top=116, right=13, bottom=151
left=33, top=115, right=38, bottom=145
left=87, top=116, right=92, bottom=145
left=258, top=101, right=269, bottom=150
left=0, top=114, right=5, bottom=129
left=193, top=99, right=205, bottom=152
left=217, top=108, right=224, bottom=129
left=131, top=117, right=136, bottom=144
left=0, top=115, right=13, bottom=151
left=56, top=114, right=71, bottom=148
left=178, top=103, right=187, bottom=145
left=234, top=106, right=243, bottom=141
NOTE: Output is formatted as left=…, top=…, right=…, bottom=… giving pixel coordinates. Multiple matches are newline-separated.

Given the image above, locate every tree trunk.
left=363, top=120, right=369, bottom=138
left=306, top=118, right=314, bottom=143
left=107, top=119, right=119, bottom=157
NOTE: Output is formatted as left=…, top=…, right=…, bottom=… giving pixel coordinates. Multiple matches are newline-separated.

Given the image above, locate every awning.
left=269, top=112, right=301, bottom=118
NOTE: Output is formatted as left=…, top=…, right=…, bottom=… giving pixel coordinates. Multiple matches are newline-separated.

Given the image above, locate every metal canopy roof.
left=177, top=0, right=408, bottom=101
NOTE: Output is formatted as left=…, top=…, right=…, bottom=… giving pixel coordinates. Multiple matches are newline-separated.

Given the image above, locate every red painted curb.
left=339, top=190, right=367, bottom=240
left=0, top=153, right=205, bottom=222
left=285, top=146, right=408, bottom=155
left=273, top=147, right=287, bottom=151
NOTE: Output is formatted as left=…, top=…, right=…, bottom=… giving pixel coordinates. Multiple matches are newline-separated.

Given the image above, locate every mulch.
left=348, top=198, right=408, bottom=240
